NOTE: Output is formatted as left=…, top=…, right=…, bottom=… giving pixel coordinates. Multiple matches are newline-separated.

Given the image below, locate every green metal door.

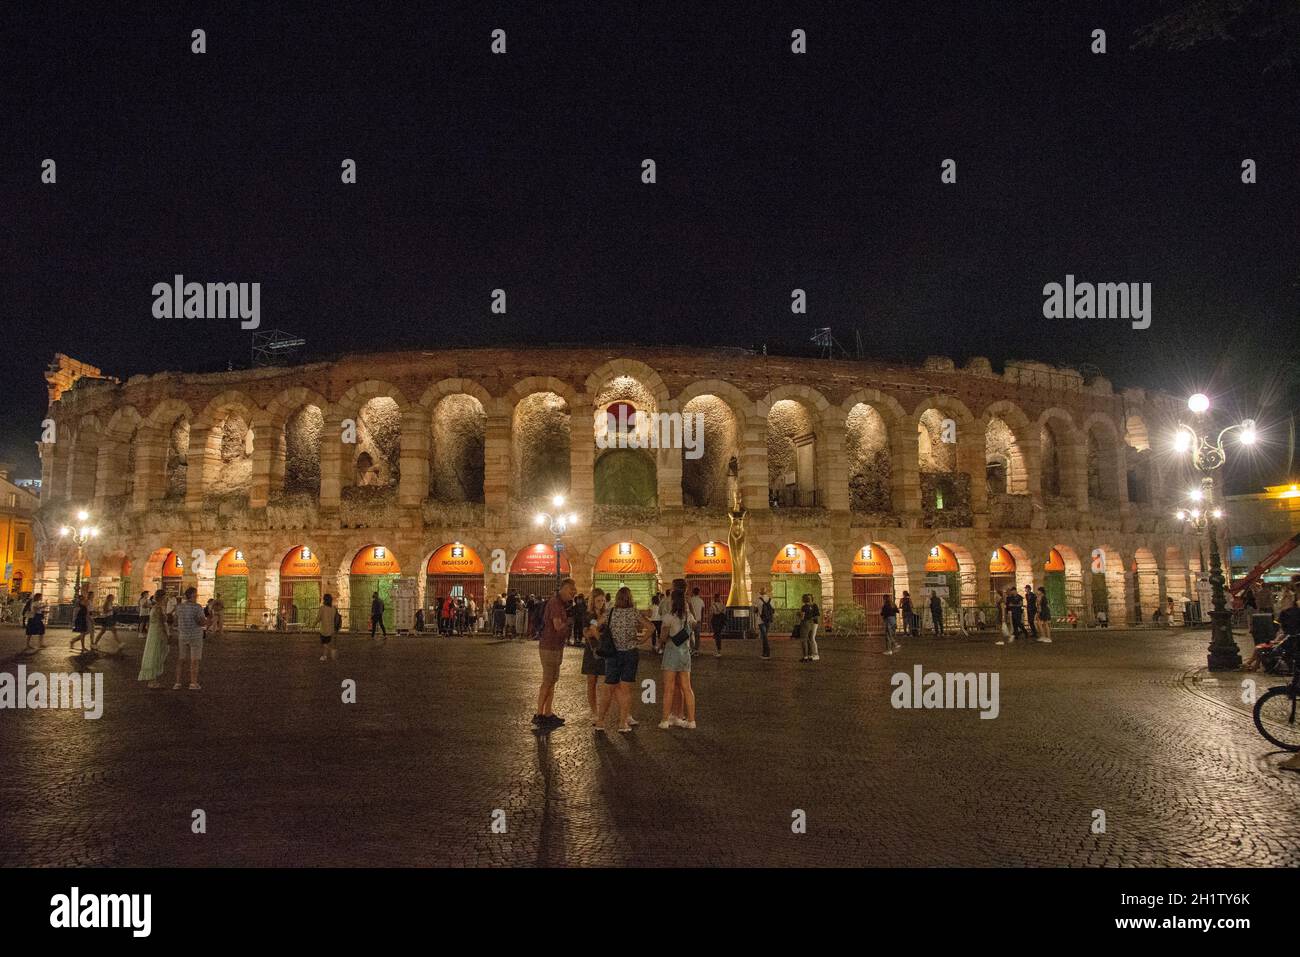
left=214, top=575, right=248, bottom=626
left=1044, top=571, right=1066, bottom=621
left=350, top=574, right=399, bottom=632
left=593, top=572, right=655, bottom=610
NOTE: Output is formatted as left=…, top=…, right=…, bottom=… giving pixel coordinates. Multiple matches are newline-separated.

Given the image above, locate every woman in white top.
left=658, top=588, right=697, bottom=729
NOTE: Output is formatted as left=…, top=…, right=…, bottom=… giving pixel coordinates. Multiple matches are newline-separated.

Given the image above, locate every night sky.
left=3, top=1, right=1297, bottom=491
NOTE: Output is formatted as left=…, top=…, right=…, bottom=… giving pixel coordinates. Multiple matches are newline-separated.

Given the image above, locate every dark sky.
left=3, top=1, right=1297, bottom=491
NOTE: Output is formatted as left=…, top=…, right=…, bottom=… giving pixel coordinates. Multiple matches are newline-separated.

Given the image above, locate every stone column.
left=961, top=431, right=988, bottom=528
left=568, top=398, right=595, bottom=514
left=830, top=566, right=854, bottom=633
left=821, top=418, right=849, bottom=511
left=1021, top=432, right=1045, bottom=528
left=655, top=400, right=683, bottom=508
left=1063, top=430, right=1089, bottom=511
left=93, top=441, right=122, bottom=509
left=738, top=417, right=768, bottom=511
left=974, top=556, right=992, bottom=606
left=483, top=411, right=511, bottom=509
left=398, top=407, right=431, bottom=508
left=68, top=434, right=100, bottom=505
left=249, top=424, right=278, bottom=508
left=891, top=421, right=922, bottom=515
left=133, top=425, right=167, bottom=513
left=319, top=413, right=344, bottom=510
left=184, top=425, right=213, bottom=513
left=39, top=442, right=56, bottom=503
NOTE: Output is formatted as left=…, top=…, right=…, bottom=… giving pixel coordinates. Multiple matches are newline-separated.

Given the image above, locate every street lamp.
left=534, top=495, right=578, bottom=589
left=59, top=509, right=99, bottom=602
left=1172, top=394, right=1257, bottom=671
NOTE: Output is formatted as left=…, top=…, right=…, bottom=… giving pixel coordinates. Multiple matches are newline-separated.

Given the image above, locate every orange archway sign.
left=685, top=542, right=732, bottom=576
left=990, top=547, right=1016, bottom=574
left=1045, top=548, right=1066, bottom=572
left=351, top=545, right=401, bottom=575
left=924, top=545, right=958, bottom=573
left=428, top=543, right=485, bottom=575
left=852, top=543, right=894, bottom=576
left=281, top=546, right=321, bottom=579
left=594, top=542, right=658, bottom=575
left=509, top=544, right=571, bottom=575
left=161, top=550, right=184, bottom=577
left=771, top=543, right=821, bottom=575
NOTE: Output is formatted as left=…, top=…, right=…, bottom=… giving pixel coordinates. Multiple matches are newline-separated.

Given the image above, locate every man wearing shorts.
left=174, top=586, right=208, bottom=690
left=533, top=578, right=576, bottom=728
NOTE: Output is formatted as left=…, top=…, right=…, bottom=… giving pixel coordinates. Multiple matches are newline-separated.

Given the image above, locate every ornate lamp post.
left=1172, top=394, right=1256, bottom=671
left=535, top=494, right=578, bottom=590
left=58, top=509, right=99, bottom=603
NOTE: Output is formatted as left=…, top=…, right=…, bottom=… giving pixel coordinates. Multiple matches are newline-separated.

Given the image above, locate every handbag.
left=596, top=619, right=617, bottom=658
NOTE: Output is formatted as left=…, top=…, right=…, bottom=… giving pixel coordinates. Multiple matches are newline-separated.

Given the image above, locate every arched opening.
left=918, top=408, right=968, bottom=520
left=508, top=543, right=571, bottom=601
left=851, top=541, right=907, bottom=634
left=512, top=392, right=570, bottom=504
left=282, top=404, right=323, bottom=495
left=1044, top=546, right=1084, bottom=621
left=682, top=395, right=740, bottom=508
left=985, top=417, right=1026, bottom=497
left=425, top=543, right=486, bottom=625
left=352, top=398, right=400, bottom=489
left=142, top=547, right=184, bottom=597
left=923, top=543, right=977, bottom=630
left=1132, top=547, right=1159, bottom=623
left=214, top=547, right=250, bottom=626
left=684, top=541, right=734, bottom=617
left=349, top=544, right=401, bottom=632
left=1040, top=422, right=1063, bottom=498
left=1086, top=425, right=1121, bottom=504
left=593, top=541, right=659, bottom=609
left=595, top=448, right=657, bottom=506
left=429, top=394, right=486, bottom=502
left=767, top=399, right=819, bottom=508
left=989, top=546, right=1018, bottom=602
left=164, top=416, right=190, bottom=500
left=208, top=412, right=254, bottom=499
left=115, top=556, right=133, bottom=606
left=278, top=545, right=322, bottom=629
left=846, top=403, right=891, bottom=512
left=770, top=543, right=823, bottom=613
left=1090, top=545, right=1127, bottom=625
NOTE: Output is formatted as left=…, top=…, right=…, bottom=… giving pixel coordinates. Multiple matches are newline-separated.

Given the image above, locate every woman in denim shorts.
left=594, top=587, right=650, bottom=734
left=658, top=588, right=697, bottom=729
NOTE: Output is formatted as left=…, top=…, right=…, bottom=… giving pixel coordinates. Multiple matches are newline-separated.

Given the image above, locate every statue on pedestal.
left=725, top=456, right=750, bottom=611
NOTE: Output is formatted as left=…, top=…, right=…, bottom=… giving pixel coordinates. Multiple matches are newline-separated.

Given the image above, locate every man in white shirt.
left=688, top=588, right=705, bottom=655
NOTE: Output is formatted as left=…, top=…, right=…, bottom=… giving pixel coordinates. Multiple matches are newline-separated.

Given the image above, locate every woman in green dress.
left=137, top=589, right=170, bottom=688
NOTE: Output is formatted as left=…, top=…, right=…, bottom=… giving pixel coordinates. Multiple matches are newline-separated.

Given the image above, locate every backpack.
left=759, top=598, right=774, bottom=624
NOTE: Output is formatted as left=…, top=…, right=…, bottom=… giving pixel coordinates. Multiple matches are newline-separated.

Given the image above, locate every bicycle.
left=1252, top=634, right=1300, bottom=751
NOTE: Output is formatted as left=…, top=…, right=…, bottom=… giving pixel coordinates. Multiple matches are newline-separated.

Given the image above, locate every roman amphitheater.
left=34, top=347, right=1205, bottom=635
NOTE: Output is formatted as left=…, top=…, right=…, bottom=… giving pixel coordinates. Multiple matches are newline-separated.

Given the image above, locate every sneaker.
left=761, top=655, right=771, bottom=660
left=684, top=721, right=697, bottom=729
left=172, top=683, right=182, bottom=690
left=995, top=641, right=1005, bottom=646
left=547, top=714, right=566, bottom=726
left=319, top=653, right=328, bottom=661
left=714, top=652, right=722, bottom=658
left=1038, top=638, right=1052, bottom=643
left=627, top=717, right=639, bottom=727
left=531, top=714, right=544, bottom=726
left=188, top=683, right=201, bottom=690
left=618, top=726, right=632, bottom=734
left=811, top=655, right=820, bottom=661
left=671, top=716, right=689, bottom=728
left=658, top=720, right=672, bottom=730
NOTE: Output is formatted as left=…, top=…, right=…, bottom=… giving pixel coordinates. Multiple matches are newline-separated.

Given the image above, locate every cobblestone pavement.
left=1, top=623, right=1297, bottom=868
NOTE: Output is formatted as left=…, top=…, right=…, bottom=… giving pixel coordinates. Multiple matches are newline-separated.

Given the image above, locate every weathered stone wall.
left=512, top=391, right=569, bottom=503
left=430, top=394, right=484, bottom=502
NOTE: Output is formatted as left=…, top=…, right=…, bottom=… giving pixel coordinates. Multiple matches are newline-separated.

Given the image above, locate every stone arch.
left=1047, top=543, right=1086, bottom=618
left=585, top=358, right=671, bottom=409
left=760, top=385, right=830, bottom=508
left=147, top=400, right=194, bottom=502
left=677, top=380, right=752, bottom=509
left=511, top=389, right=571, bottom=504
left=591, top=371, right=662, bottom=506
left=193, top=392, right=259, bottom=501
left=994, top=541, right=1036, bottom=595
left=100, top=406, right=145, bottom=500
left=1037, top=407, right=1083, bottom=504
left=844, top=392, right=904, bottom=513
left=1089, top=543, right=1128, bottom=624
left=981, top=400, right=1033, bottom=497
left=427, top=391, right=487, bottom=503
left=1082, top=413, right=1124, bottom=505
left=926, top=538, right=979, bottom=610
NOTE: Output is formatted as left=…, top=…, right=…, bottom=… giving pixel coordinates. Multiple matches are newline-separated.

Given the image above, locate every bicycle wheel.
left=1253, top=686, right=1300, bottom=751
